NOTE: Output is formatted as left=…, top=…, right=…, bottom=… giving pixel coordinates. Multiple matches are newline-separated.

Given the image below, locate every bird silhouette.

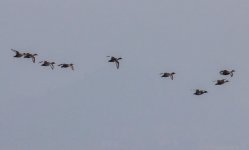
left=160, top=72, right=175, bottom=80
left=220, top=69, right=235, bottom=77
left=214, top=79, right=229, bottom=85
left=107, top=56, right=122, bottom=69
left=11, top=49, right=25, bottom=58
left=39, top=61, right=56, bottom=70
left=58, top=63, right=74, bottom=71
left=194, top=89, right=208, bottom=95
left=23, top=53, right=38, bottom=63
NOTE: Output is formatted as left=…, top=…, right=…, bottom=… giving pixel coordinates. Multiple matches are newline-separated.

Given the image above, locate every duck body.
left=215, top=79, right=229, bottom=85
left=39, top=61, right=56, bottom=69
left=160, top=72, right=175, bottom=80
left=11, top=49, right=24, bottom=58
left=194, top=89, right=207, bottom=95
left=58, top=63, right=74, bottom=70
left=23, top=53, right=38, bottom=63
left=107, top=56, right=122, bottom=69
left=220, top=69, right=235, bottom=77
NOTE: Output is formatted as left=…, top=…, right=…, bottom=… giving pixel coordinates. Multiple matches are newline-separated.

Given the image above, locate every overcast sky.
left=1, top=0, right=249, bottom=149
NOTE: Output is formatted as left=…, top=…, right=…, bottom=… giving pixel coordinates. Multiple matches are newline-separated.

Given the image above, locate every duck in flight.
left=194, top=89, right=207, bottom=95
left=107, top=56, right=122, bottom=69
left=214, top=79, right=229, bottom=85
left=23, top=53, right=38, bottom=63
left=39, top=61, right=56, bottom=70
left=220, top=69, right=235, bottom=77
left=58, top=63, right=74, bottom=71
left=160, top=72, right=175, bottom=80
left=11, top=49, right=25, bottom=58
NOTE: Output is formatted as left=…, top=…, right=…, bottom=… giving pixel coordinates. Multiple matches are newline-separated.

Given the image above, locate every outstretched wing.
left=50, top=64, right=54, bottom=70
left=31, top=56, right=36, bottom=63
left=11, top=49, right=18, bottom=53
left=170, top=75, right=174, bottom=80
left=115, top=60, right=119, bottom=69
left=70, top=65, right=74, bottom=71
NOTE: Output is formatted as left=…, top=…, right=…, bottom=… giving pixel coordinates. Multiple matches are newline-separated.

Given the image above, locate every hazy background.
left=1, top=0, right=249, bottom=149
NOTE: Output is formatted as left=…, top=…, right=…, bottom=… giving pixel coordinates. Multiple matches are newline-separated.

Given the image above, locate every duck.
left=214, top=79, right=229, bottom=85
left=220, top=69, right=235, bottom=77
left=160, top=72, right=175, bottom=80
left=23, top=53, right=38, bottom=63
left=107, top=56, right=122, bottom=69
left=194, top=89, right=207, bottom=95
left=11, top=49, right=24, bottom=58
left=58, top=63, right=74, bottom=70
left=39, top=61, right=56, bottom=70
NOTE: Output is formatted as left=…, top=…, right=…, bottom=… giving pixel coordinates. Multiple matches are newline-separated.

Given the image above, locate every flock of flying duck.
left=159, top=69, right=235, bottom=96
left=11, top=49, right=122, bottom=71
left=11, top=49, right=75, bottom=70
left=11, top=49, right=235, bottom=96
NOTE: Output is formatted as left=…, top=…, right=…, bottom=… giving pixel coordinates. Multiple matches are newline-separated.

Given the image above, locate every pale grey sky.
left=1, top=0, right=249, bottom=150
